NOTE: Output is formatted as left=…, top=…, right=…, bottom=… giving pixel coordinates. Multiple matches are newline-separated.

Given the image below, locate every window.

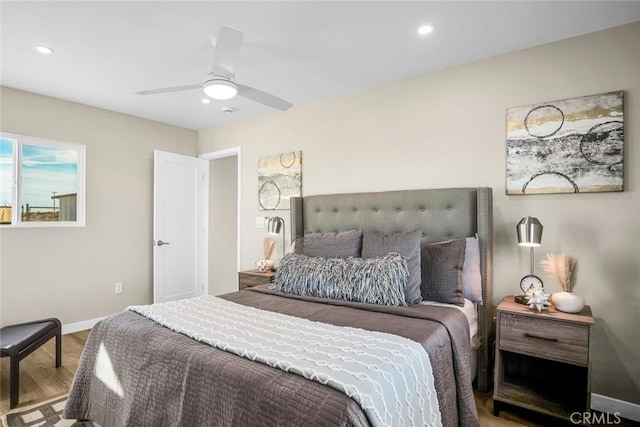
left=0, top=133, right=85, bottom=227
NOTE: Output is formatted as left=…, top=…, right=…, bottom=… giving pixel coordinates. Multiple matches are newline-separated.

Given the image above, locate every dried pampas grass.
left=264, top=238, right=275, bottom=260
left=541, top=253, right=578, bottom=292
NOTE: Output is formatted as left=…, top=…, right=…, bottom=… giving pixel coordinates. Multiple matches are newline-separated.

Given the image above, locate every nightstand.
left=493, top=295, right=594, bottom=423
left=238, top=269, right=276, bottom=290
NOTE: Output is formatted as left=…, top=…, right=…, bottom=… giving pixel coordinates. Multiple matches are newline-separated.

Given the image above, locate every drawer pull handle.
left=524, top=333, right=558, bottom=342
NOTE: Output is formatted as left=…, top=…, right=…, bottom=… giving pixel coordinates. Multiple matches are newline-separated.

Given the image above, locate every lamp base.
left=514, top=294, right=530, bottom=305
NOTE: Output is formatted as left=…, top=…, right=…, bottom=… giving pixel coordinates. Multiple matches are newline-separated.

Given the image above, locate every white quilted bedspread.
left=129, top=295, right=442, bottom=427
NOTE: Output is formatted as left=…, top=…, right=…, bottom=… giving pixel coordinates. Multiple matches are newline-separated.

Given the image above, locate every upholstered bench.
left=0, top=318, right=62, bottom=408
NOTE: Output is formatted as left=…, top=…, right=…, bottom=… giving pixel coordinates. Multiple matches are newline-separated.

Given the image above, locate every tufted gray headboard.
left=290, top=187, right=493, bottom=392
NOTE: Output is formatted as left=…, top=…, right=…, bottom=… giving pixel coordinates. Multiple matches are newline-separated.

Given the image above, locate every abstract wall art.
left=506, top=91, right=624, bottom=195
left=258, top=151, right=302, bottom=210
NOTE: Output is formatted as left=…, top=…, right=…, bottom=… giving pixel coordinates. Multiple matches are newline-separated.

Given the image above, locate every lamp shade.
left=268, top=217, right=284, bottom=235
left=517, top=216, right=543, bottom=247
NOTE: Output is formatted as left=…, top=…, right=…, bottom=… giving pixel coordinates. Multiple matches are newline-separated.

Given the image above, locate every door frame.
left=199, top=146, right=242, bottom=274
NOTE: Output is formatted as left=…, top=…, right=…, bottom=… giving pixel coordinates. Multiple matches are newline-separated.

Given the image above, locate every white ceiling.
left=2, top=1, right=638, bottom=130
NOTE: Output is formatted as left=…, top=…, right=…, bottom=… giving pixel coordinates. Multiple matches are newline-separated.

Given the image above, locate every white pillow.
left=463, top=237, right=483, bottom=304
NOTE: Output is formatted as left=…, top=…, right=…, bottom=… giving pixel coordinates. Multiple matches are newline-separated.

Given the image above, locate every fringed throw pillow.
left=274, top=253, right=408, bottom=306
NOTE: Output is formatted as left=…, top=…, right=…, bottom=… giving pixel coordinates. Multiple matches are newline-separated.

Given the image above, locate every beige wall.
left=0, top=88, right=198, bottom=326
left=208, top=155, right=238, bottom=295
left=199, top=23, right=640, bottom=403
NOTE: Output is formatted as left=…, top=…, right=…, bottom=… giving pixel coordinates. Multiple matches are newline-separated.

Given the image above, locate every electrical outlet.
left=115, top=282, right=123, bottom=294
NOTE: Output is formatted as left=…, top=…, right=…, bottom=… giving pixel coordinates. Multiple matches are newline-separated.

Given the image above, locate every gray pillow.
left=362, top=230, right=423, bottom=305
left=295, top=229, right=362, bottom=258
left=274, top=253, right=408, bottom=306
left=420, top=238, right=466, bottom=306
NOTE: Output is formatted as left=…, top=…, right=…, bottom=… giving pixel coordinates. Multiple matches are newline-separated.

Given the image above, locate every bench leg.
left=55, top=329, right=62, bottom=368
left=10, top=357, right=19, bottom=409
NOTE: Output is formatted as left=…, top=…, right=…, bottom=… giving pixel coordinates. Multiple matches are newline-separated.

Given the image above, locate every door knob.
left=156, top=240, right=170, bottom=246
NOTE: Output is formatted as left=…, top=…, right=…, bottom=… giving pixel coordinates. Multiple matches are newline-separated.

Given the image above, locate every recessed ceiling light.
left=201, top=98, right=211, bottom=104
left=417, top=25, right=434, bottom=36
left=36, top=46, right=54, bottom=55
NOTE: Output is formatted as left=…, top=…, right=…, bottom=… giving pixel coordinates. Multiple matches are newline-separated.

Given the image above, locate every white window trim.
left=1, top=132, right=86, bottom=228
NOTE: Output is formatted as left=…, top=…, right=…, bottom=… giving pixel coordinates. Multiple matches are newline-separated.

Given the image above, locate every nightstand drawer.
left=499, top=313, right=589, bottom=366
left=238, top=270, right=276, bottom=290
left=240, top=274, right=272, bottom=287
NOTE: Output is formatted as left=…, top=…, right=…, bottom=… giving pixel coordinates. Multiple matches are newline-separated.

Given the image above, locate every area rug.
left=1, top=395, right=97, bottom=427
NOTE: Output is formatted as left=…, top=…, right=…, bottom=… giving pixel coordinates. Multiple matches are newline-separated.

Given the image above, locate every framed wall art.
left=258, top=151, right=302, bottom=210
left=506, top=91, right=623, bottom=195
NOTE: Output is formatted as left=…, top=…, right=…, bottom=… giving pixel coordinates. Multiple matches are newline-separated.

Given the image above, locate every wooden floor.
left=1, top=330, right=638, bottom=426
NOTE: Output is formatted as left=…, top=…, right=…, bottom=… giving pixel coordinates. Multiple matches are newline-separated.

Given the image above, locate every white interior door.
left=154, top=150, right=208, bottom=303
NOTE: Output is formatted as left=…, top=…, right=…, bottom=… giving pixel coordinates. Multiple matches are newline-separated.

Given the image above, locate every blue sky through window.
left=21, top=144, right=77, bottom=208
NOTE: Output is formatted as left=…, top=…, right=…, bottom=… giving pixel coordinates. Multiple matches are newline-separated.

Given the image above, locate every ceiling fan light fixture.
left=36, top=45, right=54, bottom=55
left=417, top=25, right=434, bottom=36
left=203, top=77, right=238, bottom=100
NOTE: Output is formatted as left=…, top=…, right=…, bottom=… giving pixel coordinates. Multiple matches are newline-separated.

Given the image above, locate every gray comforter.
left=64, top=286, right=479, bottom=427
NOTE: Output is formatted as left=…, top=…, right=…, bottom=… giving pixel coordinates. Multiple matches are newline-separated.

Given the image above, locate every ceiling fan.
left=135, top=26, right=292, bottom=111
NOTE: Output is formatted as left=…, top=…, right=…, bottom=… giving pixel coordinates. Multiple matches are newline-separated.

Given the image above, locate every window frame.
left=1, top=132, right=86, bottom=228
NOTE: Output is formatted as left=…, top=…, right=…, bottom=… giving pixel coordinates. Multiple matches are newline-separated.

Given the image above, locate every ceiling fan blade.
left=237, top=84, right=292, bottom=111
left=135, top=84, right=202, bottom=95
left=212, top=26, right=244, bottom=78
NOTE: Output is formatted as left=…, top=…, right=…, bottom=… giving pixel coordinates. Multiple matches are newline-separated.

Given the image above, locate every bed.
left=64, top=187, right=493, bottom=427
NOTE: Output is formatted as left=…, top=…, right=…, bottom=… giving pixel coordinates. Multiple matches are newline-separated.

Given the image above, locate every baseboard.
left=62, top=316, right=106, bottom=335
left=592, top=393, right=640, bottom=422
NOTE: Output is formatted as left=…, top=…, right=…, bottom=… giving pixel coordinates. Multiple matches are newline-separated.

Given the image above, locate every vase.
left=551, top=291, right=585, bottom=313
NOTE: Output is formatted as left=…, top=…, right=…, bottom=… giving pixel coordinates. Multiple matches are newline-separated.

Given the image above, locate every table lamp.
left=516, top=216, right=544, bottom=304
